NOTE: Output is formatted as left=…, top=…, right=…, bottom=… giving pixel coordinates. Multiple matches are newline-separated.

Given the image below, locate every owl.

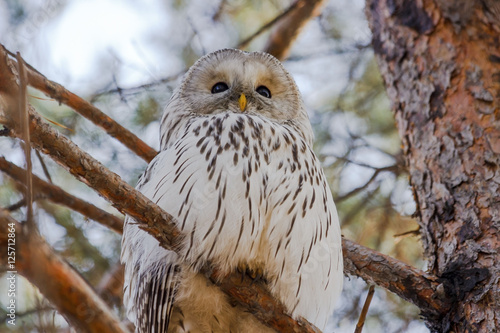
left=121, top=49, right=343, bottom=333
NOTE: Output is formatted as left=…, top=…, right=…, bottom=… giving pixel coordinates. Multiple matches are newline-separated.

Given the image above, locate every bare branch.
left=342, top=238, right=453, bottom=318
left=0, top=210, right=129, bottom=333
left=334, top=165, right=398, bottom=202
left=6, top=198, right=27, bottom=212
left=0, top=44, right=157, bottom=163
left=264, top=0, right=327, bottom=60
left=0, top=156, right=124, bottom=234
left=354, top=285, right=375, bottom=333
left=16, top=52, right=34, bottom=228
left=90, top=70, right=184, bottom=102
left=35, top=149, right=53, bottom=183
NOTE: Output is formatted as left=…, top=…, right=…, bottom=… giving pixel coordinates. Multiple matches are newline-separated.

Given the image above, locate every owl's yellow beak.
left=239, top=94, right=247, bottom=112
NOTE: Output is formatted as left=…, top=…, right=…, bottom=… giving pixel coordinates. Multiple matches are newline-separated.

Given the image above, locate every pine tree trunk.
left=365, top=0, right=500, bottom=331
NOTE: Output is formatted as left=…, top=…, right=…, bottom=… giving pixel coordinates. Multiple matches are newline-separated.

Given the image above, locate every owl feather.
left=122, top=49, right=343, bottom=333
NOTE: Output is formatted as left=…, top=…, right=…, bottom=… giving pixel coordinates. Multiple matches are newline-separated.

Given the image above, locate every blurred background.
left=0, top=0, right=427, bottom=331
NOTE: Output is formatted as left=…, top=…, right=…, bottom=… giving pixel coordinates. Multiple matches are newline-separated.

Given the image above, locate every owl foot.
left=237, top=264, right=267, bottom=285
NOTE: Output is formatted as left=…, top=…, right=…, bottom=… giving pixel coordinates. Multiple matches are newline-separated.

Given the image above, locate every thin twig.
left=35, top=149, right=53, bottom=183
left=6, top=198, right=27, bottom=212
left=354, top=285, right=375, bottom=333
left=394, top=228, right=421, bottom=238
left=16, top=52, right=34, bottom=228
left=90, top=70, right=184, bottom=102
left=335, top=165, right=398, bottom=202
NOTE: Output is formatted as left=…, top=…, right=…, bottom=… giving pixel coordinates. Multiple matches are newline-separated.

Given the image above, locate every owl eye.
left=256, top=86, right=271, bottom=98
left=211, top=82, right=229, bottom=94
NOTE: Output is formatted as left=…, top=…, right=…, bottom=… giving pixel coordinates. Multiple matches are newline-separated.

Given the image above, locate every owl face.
left=177, top=49, right=304, bottom=122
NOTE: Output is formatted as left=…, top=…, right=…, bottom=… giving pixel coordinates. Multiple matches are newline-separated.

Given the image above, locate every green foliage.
left=134, top=96, right=161, bottom=128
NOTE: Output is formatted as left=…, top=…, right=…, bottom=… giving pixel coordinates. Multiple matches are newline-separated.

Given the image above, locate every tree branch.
left=0, top=156, right=124, bottom=234
left=1, top=44, right=157, bottom=163
left=334, top=165, right=398, bottom=202
left=0, top=210, right=129, bottom=333
left=263, top=0, right=327, bottom=60
left=354, top=285, right=375, bottom=333
left=16, top=52, right=34, bottom=228
left=342, top=238, right=453, bottom=318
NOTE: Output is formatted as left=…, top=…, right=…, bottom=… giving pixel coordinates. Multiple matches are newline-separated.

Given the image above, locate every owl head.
left=160, top=49, right=313, bottom=149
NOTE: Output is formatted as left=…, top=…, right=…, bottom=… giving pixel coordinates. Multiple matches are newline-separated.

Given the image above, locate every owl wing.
left=122, top=156, right=182, bottom=333
left=135, top=263, right=179, bottom=333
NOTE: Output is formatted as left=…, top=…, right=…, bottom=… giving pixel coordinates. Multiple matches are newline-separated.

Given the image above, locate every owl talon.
left=237, top=265, right=246, bottom=283
left=237, top=264, right=266, bottom=284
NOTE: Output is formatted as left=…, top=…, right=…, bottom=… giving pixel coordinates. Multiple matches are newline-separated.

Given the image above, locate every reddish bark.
left=366, top=0, right=500, bottom=331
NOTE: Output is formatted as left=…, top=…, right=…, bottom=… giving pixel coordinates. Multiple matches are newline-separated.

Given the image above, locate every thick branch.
left=0, top=210, right=129, bottom=333
left=0, top=156, right=124, bottom=234
left=342, top=238, right=452, bottom=318
left=264, top=0, right=327, bottom=60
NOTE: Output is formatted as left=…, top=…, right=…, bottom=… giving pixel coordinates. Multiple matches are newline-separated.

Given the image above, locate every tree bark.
left=365, top=0, right=500, bottom=331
